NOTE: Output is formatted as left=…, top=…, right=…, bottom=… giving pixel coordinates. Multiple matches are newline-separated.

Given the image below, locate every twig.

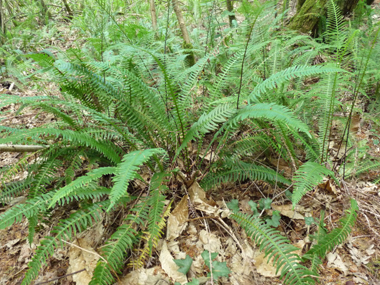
left=0, top=144, right=49, bottom=152
left=34, top=269, right=85, bottom=285
left=61, top=239, right=108, bottom=263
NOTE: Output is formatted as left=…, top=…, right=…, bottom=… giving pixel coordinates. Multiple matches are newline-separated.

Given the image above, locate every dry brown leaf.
left=254, top=252, right=279, bottom=277
left=326, top=252, right=348, bottom=275
left=271, top=204, right=305, bottom=220
left=159, top=241, right=188, bottom=284
left=166, top=195, right=189, bottom=241
left=120, top=267, right=168, bottom=285
left=318, top=179, right=337, bottom=195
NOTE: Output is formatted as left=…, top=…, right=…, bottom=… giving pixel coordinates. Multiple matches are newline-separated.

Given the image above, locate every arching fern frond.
left=90, top=197, right=151, bottom=285
left=49, top=167, right=116, bottom=207
left=0, top=179, right=32, bottom=204
left=292, top=162, right=336, bottom=206
left=230, top=103, right=311, bottom=135
left=108, top=148, right=166, bottom=211
left=0, top=191, right=55, bottom=230
left=22, top=201, right=107, bottom=285
left=248, top=65, right=345, bottom=104
left=231, top=212, right=317, bottom=285
left=0, top=128, right=121, bottom=164
left=305, top=199, right=358, bottom=258
left=175, top=104, right=236, bottom=161
left=131, top=181, right=171, bottom=268
left=201, top=160, right=290, bottom=190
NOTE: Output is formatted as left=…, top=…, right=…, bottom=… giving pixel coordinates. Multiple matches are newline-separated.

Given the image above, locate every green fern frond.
left=29, top=156, right=63, bottom=198
left=27, top=215, right=39, bottom=245
left=29, top=103, right=78, bottom=129
left=131, top=188, right=171, bottom=268
left=227, top=135, right=269, bottom=157
left=175, top=104, right=236, bottom=161
left=248, top=65, right=345, bottom=103
left=61, top=187, right=111, bottom=205
left=231, top=103, right=311, bottom=136
left=0, top=128, right=121, bottom=164
left=305, top=199, right=358, bottom=258
left=108, top=149, right=166, bottom=211
left=324, top=0, right=346, bottom=47
left=292, top=162, right=335, bottom=206
left=145, top=51, right=187, bottom=140
left=353, top=161, right=380, bottom=177
left=49, top=167, right=116, bottom=207
left=201, top=160, right=290, bottom=190
left=64, top=149, right=84, bottom=185
left=0, top=191, right=55, bottom=230
left=232, top=212, right=317, bottom=285
left=207, top=51, right=243, bottom=105
left=90, top=198, right=151, bottom=285
left=0, top=179, right=32, bottom=204
left=22, top=201, right=107, bottom=285
left=318, top=73, right=338, bottom=163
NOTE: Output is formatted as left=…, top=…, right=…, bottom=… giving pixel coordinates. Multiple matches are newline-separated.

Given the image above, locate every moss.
left=182, top=42, right=195, bottom=67
left=289, top=0, right=327, bottom=33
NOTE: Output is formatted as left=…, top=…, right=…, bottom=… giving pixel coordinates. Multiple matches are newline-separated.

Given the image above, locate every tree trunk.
left=289, top=0, right=361, bottom=34
left=172, top=0, right=195, bottom=66
left=36, top=0, right=51, bottom=24
left=150, top=0, right=158, bottom=37
left=336, top=0, right=360, bottom=15
left=0, top=0, right=4, bottom=44
left=289, top=0, right=328, bottom=33
left=226, top=0, right=236, bottom=28
left=62, top=0, right=73, bottom=20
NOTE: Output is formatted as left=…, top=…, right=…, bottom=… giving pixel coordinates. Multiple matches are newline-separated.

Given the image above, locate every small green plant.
left=174, top=250, right=231, bottom=284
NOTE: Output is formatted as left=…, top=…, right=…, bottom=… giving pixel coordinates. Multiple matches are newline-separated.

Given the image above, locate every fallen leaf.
left=326, top=252, right=348, bottom=275
left=271, top=204, right=305, bottom=220
left=159, top=241, right=187, bottom=284
left=167, top=195, right=189, bottom=241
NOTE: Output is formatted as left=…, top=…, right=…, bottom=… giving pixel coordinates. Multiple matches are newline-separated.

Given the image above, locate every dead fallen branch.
left=0, top=144, right=49, bottom=152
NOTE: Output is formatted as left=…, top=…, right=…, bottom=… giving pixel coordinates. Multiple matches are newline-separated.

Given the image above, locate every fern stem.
left=341, top=26, right=380, bottom=177
left=237, top=16, right=259, bottom=109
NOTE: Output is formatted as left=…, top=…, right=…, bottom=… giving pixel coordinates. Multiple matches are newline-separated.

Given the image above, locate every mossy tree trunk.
left=226, top=0, right=236, bottom=27
left=150, top=0, right=158, bottom=38
left=0, top=0, right=4, bottom=43
left=172, top=0, right=195, bottom=66
left=289, top=0, right=361, bottom=34
left=61, top=0, right=73, bottom=20
left=289, top=0, right=328, bottom=33
left=36, top=0, right=51, bottom=24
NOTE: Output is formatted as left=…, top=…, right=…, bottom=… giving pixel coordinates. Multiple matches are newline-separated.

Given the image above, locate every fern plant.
left=0, top=1, right=367, bottom=284
left=232, top=199, right=359, bottom=285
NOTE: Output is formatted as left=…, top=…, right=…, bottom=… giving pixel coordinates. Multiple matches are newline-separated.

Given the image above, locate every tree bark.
left=0, top=0, right=4, bottom=44
left=226, top=0, right=236, bottom=28
left=36, top=0, right=51, bottom=24
left=289, top=0, right=361, bottom=34
left=172, top=0, right=195, bottom=66
left=62, top=0, right=73, bottom=20
left=336, top=0, right=360, bottom=15
left=150, top=0, right=158, bottom=37
left=289, top=0, right=328, bottom=34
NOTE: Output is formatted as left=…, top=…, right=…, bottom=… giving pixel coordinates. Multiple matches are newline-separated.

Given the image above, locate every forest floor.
left=2, top=6, right=380, bottom=285
left=1, top=76, right=380, bottom=285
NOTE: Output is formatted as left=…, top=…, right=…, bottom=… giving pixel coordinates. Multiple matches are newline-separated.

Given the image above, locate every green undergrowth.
left=0, top=0, right=379, bottom=284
